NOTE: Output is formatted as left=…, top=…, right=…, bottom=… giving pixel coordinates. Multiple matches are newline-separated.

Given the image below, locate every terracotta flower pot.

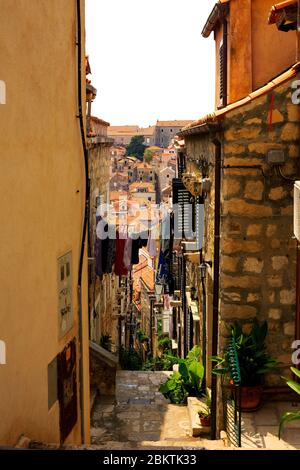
left=240, top=386, right=263, bottom=412
left=199, top=415, right=211, bottom=427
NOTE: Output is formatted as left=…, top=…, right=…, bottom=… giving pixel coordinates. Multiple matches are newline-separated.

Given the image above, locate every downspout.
left=297, top=0, right=300, bottom=62
left=200, top=250, right=207, bottom=391
left=76, top=0, right=89, bottom=445
left=296, top=0, right=300, bottom=363
left=211, top=138, right=222, bottom=441
left=182, top=249, right=188, bottom=356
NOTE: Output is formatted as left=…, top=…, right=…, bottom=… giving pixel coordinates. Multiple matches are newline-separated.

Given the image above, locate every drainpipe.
left=296, top=0, right=300, bottom=370
left=297, top=0, right=300, bottom=62
left=199, top=250, right=207, bottom=391
left=182, top=249, right=188, bottom=357
left=76, top=0, right=89, bottom=445
left=211, top=138, right=222, bottom=441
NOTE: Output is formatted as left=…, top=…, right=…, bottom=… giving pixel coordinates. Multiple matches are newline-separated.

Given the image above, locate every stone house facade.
left=88, top=119, right=122, bottom=352
left=175, top=0, right=300, bottom=438
left=155, top=120, right=193, bottom=148
left=182, top=70, right=300, bottom=382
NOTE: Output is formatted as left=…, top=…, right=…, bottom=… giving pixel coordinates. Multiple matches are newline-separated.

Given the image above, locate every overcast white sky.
left=86, top=0, right=216, bottom=127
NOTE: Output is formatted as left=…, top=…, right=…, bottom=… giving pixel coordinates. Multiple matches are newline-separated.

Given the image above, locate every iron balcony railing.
left=221, top=337, right=242, bottom=448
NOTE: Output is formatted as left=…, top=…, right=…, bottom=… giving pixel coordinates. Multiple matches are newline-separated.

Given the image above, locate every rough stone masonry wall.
left=116, top=371, right=172, bottom=405
left=220, top=78, right=300, bottom=385
left=88, top=141, right=119, bottom=349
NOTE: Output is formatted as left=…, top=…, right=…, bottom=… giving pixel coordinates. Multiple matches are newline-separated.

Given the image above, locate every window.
left=219, top=24, right=227, bottom=108
left=170, top=129, right=173, bottom=133
left=161, top=129, right=164, bottom=133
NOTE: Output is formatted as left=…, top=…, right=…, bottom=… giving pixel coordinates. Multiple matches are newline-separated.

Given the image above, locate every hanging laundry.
left=123, top=237, right=133, bottom=270
left=130, top=231, right=148, bottom=265
left=147, top=226, right=159, bottom=257
left=115, top=230, right=128, bottom=276
left=95, top=215, right=116, bottom=275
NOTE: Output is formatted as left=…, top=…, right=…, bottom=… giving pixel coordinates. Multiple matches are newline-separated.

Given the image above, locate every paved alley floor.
left=90, top=395, right=224, bottom=450
left=241, top=401, right=300, bottom=450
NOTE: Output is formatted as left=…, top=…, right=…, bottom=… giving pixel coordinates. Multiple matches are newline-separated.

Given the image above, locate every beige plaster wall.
left=0, top=0, right=90, bottom=446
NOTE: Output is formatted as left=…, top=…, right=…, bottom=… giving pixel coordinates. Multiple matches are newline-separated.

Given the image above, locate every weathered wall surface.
left=88, top=138, right=120, bottom=351
left=220, top=78, right=299, bottom=384
left=0, top=0, right=90, bottom=446
left=89, top=348, right=117, bottom=397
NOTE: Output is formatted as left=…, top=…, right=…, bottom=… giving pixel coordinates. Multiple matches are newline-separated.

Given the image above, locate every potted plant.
left=212, top=319, right=278, bottom=411
left=198, top=389, right=211, bottom=427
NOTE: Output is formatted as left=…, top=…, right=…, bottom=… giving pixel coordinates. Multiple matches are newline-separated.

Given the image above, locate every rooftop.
left=156, top=120, right=194, bottom=127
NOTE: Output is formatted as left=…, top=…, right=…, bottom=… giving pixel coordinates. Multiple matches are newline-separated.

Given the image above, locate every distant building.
left=108, top=122, right=193, bottom=148
left=108, top=125, right=139, bottom=146
left=129, top=182, right=156, bottom=203
left=158, top=166, right=175, bottom=193
left=154, top=120, right=193, bottom=147
left=136, top=162, right=154, bottom=183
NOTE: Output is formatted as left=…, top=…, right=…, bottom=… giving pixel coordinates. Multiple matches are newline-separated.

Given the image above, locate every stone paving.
left=90, top=395, right=220, bottom=449
left=241, top=401, right=300, bottom=449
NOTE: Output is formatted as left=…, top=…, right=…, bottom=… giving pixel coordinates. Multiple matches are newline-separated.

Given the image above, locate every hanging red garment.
left=115, top=230, right=128, bottom=276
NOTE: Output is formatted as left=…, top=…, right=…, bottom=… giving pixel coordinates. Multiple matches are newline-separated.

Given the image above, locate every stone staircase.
left=89, top=371, right=226, bottom=450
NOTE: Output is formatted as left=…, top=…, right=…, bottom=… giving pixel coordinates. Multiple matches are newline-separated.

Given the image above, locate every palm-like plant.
left=279, top=367, right=300, bottom=439
left=212, top=320, right=278, bottom=386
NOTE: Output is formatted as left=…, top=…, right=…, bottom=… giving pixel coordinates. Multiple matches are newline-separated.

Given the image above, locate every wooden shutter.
left=172, top=178, right=193, bottom=240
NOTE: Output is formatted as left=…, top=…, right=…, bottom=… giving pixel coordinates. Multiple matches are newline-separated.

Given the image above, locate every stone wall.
left=220, top=78, right=299, bottom=384
left=90, top=347, right=117, bottom=397
left=115, top=371, right=172, bottom=405
left=88, top=139, right=120, bottom=350
left=184, top=77, right=299, bottom=387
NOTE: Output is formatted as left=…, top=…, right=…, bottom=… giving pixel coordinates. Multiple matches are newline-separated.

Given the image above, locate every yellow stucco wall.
left=0, top=0, right=90, bottom=446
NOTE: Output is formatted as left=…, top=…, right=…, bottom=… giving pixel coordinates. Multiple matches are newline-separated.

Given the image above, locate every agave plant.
left=279, top=367, right=300, bottom=439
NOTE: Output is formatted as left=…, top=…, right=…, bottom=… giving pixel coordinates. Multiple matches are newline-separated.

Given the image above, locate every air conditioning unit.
left=294, top=182, right=300, bottom=241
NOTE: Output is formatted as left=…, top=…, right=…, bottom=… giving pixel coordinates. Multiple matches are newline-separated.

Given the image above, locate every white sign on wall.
left=0, top=81, right=6, bottom=104
left=0, top=340, right=6, bottom=364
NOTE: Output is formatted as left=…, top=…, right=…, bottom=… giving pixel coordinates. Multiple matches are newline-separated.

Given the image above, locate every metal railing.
left=221, top=337, right=242, bottom=447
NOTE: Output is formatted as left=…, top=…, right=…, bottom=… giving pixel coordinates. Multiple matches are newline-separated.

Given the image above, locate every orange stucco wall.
left=213, top=0, right=297, bottom=106
left=0, top=0, right=90, bottom=446
left=251, top=0, right=296, bottom=90
left=228, top=0, right=253, bottom=103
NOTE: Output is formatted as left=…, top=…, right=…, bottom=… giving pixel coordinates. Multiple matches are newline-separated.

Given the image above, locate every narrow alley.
left=1, top=0, right=300, bottom=462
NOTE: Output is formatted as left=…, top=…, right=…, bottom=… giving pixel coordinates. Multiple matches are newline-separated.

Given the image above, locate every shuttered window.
left=172, top=178, right=193, bottom=240
left=219, top=39, right=225, bottom=106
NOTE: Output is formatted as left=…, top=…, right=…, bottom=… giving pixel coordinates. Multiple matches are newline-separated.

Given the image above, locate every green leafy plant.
left=212, top=320, right=278, bottom=386
left=159, top=346, right=204, bottom=404
left=142, top=352, right=179, bottom=371
left=198, top=389, right=211, bottom=421
left=279, top=367, right=300, bottom=439
left=136, top=329, right=149, bottom=343
left=119, top=346, right=142, bottom=371
left=158, top=335, right=172, bottom=353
